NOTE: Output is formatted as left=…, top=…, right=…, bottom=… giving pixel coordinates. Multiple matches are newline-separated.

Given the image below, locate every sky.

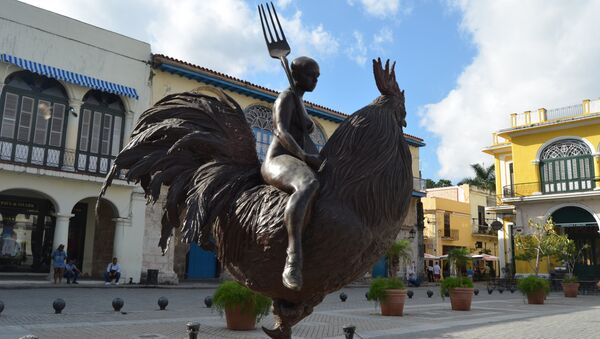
left=18, top=0, right=600, bottom=182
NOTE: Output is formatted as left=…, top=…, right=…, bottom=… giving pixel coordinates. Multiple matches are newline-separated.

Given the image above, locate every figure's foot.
left=282, top=253, right=302, bottom=291
left=262, top=325, right=291, bottom=339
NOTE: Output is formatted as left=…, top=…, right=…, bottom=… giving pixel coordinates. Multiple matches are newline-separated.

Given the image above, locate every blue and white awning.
left=0, top=54, right=139, bottom=99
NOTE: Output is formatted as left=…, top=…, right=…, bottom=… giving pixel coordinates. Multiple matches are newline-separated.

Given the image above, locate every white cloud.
left=421, top=0, right=600, bottom=180
left=276, top=0, right=293, bottom=10
left=358, top=0, right=412, bottom=18
left=346, top=31, right=367, bottom=65
left=371, top=27, right=394, bottom=53
left=19, top=0, right=338, bottom=77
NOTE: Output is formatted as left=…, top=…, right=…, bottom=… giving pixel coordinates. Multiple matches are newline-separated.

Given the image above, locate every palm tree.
left=386, top=239, right=412, bottom=277
left=459, top=163, right=495, bottom=193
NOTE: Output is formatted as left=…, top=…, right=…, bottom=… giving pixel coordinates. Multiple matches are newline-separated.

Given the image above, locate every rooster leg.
left=262, top=299, right=313, bottom=339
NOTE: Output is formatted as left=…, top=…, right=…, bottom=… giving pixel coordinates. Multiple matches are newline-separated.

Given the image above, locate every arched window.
left=244, top=105, right=273, bottom=161
left=310, top=123, right=327, bottom=151
left=540, top=139, right=594, bottom=193
left=0, top=71, right=68, bottom=168
left=76, top=90, right=125, bottom=175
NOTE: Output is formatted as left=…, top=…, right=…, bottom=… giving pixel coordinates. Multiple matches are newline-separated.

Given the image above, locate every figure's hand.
left=304, top=154, right=323, bottom=171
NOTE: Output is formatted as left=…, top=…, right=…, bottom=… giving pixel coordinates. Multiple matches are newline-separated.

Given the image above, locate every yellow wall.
left=508, top=123, right=600, bottom=192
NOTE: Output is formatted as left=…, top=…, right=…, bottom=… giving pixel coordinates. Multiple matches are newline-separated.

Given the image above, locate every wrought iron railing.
left=502, top=178, right=600, bottom=200
left=413, top=177, right=426, bottom=192
left=440, top=229, right=459, bottom=241
left=0, top=138, right=125, bottom=179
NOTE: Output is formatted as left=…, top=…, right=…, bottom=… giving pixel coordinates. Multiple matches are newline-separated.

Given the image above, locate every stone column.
left=112, top=217, right=131, bottom=261
left=53, top=213, right=73, bottom=251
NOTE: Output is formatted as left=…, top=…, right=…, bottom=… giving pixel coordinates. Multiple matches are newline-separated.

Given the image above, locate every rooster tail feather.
left=99, top=90, right=260, bottom=253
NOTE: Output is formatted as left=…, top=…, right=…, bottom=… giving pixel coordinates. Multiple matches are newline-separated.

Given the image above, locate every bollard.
left=204, top=296, right=213, bottom=308
left=407, top=290, right=414, bottom=299
left=187, top=321, right=200, bottom=339
left=487, top=287, right=493, bottom=295
left=365, top=292, right=369, bottom=300
left=474, top=288, right=479, bottom=296
left=0, top=300, right=4, bottom=315
left=158, top=296, right=168, bottom=310
left=339, top=292, right=347, bottom=302
left=53, top=298, right=65, bottom=314
left=426, top=290, right=433, bottom=298
left=112, top=297, right=124, bottom=312
left=342, top=324, right=356, bottom=339
left=19, top=335, right=39, bottom=339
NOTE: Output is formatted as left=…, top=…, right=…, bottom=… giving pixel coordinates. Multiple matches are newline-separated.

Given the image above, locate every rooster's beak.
left=402, top=119, right=407, bottom=128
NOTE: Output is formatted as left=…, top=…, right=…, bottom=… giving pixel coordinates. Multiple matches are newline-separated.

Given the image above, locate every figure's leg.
left=282, top=177, right=319, bottom=290
left=262, top=299, right=313, bottom=339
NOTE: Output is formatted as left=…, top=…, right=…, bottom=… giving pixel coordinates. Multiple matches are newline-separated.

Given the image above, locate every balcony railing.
left=0, top=138, right=124, bottom=179
left=503, top=178, right=600, bottom=200
left=509, top=98, right=600, bottom=128
left=440, top=229, right=459, bottom=241
left=413, top=177, right=426, bottom=192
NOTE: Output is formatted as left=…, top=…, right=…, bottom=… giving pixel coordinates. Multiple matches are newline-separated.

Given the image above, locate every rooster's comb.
left=373, top=58, right=404, bottom=98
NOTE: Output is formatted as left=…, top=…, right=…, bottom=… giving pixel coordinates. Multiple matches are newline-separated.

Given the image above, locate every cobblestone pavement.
left=0, top=285, right=599, bottom=338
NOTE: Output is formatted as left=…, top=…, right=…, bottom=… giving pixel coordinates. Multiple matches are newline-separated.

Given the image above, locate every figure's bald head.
left=291, top=56, right=319, bottom=92
left=291, top=56, right=318, bottom=74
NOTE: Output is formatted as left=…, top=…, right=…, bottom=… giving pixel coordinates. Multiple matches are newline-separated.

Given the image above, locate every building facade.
left=423, top=184, right=499, bottom=278
left=0, top=1, right=151, bottom=282
left=483, top=98, right=600, bottom=279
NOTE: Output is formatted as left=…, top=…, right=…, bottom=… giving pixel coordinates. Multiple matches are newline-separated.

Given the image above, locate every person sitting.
left=64, top=258, right=81, bottom=284
left=104, top=257, right=121, bottom=285
left=407, top=273, right=421, bottom=287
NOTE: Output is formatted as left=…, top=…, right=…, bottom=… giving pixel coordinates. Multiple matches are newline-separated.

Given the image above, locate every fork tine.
left=259, top=4, right=275, bottom=43
left=266, top=2, right=281, bottom=41
left=269, top=2, right=286, bottom=41
left=258, top=4, right=272, bottom=43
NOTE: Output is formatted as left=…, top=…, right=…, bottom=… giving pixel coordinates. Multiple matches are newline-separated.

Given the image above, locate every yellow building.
left=146, top=54, right=427, bottom=281
left=483, top=98, right=600, bottom=279
left=423, top=184, right=499, bottom=278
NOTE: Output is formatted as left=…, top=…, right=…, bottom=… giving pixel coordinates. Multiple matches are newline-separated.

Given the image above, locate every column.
left=123, top=109, right=135, bottom=145
left=112, top=217, right=131, bottom=284
left=594, top=154, right=600, bottom=190
left=64, top=99, right=82, bottom=171
left=53, top=213, right=73, bottom=251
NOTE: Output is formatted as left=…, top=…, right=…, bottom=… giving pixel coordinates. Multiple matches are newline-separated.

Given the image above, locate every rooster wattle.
left=100, top=58, right=412, bottom=338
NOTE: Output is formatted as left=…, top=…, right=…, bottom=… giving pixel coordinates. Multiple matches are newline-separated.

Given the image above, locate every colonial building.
left=422, top=184, right=499, bottom=278
left=483, top=98, right=600, bottom=279
left=0, top=0, right=151, bottom=281
left=147, top=55, right=427, bottom=283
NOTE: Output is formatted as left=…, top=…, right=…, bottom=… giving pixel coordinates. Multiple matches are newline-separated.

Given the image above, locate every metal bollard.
left=342, top=324, right=356, bottom=339
left=187, top=321, right=200, bottom=339
left=19, top=336, right=39, bottom=339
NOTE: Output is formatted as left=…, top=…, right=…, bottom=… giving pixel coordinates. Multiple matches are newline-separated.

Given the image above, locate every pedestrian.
left=51, top=244, right=67, bottom=284
left=64, top=258, right=81, bottom=284
left=427, top=263, right=434, bottom=282
left=433, top=261, right=441, bottom=282
left=104, top=257, right=121, bottom=285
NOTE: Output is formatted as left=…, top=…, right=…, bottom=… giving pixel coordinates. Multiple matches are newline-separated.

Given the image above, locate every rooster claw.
left=262, top=325, right=291, bottom=339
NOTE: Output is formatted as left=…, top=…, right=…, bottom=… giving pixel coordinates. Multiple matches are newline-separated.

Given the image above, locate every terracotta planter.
left=449, top=287, right=473, bottom=311
left=562, top=282, right=580, bottom=298
left=224, top=305, right=257, bottom=330
left=379, top=289, right=407, bottom=316
left=526, top=289, right=546, bottom=304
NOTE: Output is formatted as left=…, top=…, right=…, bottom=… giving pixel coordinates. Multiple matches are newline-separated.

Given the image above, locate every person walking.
left=51, top=244, right=67, bottom=284
left=427, top=263, right=434, bottom=282
left=433, top=261, right=441, bottom=282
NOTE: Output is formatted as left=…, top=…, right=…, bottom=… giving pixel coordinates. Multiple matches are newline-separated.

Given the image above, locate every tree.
left=448, top=247, right=470, bottom=277
left=514, top=219, right=568, bottom=275
left=386, top=239, right=412, bottom=278
left=555, top=237, right=589, bottom=279
left=425, top=178, right=453, bottom=189
left=459, top=163, right=495, bottom=193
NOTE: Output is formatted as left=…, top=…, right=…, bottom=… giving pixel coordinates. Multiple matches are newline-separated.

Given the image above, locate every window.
left=478, top=206, right=486, bottom=226
left=309, top=123, right=327, bottom=151
left=77, top=90, right=125, bottom=174
left=443, top=212, right=450, bottom=237
left=539, top=139, right=594, bottom=193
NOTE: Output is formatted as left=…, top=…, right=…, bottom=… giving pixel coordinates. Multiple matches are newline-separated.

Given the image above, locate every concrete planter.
left=526, top=290, right=546, bottom=304
left=224, top=305, right=256, bottom=330
left=562, top=282, right=579, bottom=298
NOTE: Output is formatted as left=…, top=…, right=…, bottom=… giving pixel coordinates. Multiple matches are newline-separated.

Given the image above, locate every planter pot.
left=449, top=287, right=473, bottom=311
left=224, top=305, right=257, bottom=330
left=380, top=289, right=407, bottom=316
left=526, top=289, right=546, bottom=304
left=562, top=282, right=580, bottom=298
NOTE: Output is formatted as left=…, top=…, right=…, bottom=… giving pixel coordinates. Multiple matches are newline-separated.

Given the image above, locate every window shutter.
left=33, top=100, right=50, bottom=145
left=49, top=103, right=65, bottom=147
left=90, top=111, right=102, bottom=153
left=17, top=96, right=34, bottom=142
left=111, top=116, right=122, bottom=156
left=79, top=109, right=91, bottom=151
left=101, top=114, right=112, bottom=155
left=0, top=92, right=19, bottom=139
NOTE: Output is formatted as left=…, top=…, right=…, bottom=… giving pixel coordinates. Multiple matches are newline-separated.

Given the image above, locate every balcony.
left=0, top=138, right=122, bottom=178
left=440, top=229, right=459, bottom=241
left=509, top=98, right=600, bottom=129
left=471, top=219, right=497, bottom=236
left=503, top=178, right=600, bottom=200
left=413, top=177, right=426, bottom=192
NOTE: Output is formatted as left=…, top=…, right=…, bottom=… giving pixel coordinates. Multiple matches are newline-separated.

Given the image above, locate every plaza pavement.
left=0, top=282, right=599, bottom=339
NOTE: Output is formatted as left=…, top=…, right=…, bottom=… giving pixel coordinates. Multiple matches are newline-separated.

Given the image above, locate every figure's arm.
left=272, top=92, right=310, bottom=161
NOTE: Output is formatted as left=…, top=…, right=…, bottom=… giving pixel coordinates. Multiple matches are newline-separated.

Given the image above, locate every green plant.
left=517, top=275, right=550, bottom=295
left=514, top=219, right=568, bottom=275
left=386, top=239, right=412, bottom=277
left=440, top=276, right=473, bottom=299
left=212, top=281, right=272, bottom=322
left=367, top=277, right=405, bottom=304
left=562, top=275, right=578, bottom=283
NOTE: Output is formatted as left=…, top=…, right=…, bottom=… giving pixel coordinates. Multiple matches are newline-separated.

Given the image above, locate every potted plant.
left=441, top=248, right=474, bottom=311
left=561, top=275, right=579, bottom=297
left=367, top=277, right=407, bottom=316
left=517, top=275, right=550, bottom=304
left=212, top=281, right=272, bottom=330
left=556, top=238, right=589, bottom=298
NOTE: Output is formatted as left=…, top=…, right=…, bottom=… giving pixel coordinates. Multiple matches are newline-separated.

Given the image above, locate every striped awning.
left=0, top=53, right=139, bottom=99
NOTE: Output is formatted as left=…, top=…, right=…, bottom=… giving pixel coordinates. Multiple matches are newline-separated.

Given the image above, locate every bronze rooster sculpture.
left=100, top=58, right=412, bottom=338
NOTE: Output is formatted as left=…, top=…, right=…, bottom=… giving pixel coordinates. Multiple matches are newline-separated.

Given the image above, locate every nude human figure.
left=261, top=56, right=323, bottom=291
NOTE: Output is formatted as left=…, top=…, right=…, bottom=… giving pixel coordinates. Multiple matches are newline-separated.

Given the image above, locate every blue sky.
left=20, top=0, right=600, bottom=182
